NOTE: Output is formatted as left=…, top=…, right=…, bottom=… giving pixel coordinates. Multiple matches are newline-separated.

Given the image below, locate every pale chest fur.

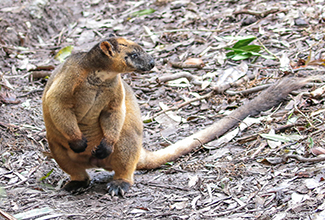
left=73, top=72, right=125, bottom=126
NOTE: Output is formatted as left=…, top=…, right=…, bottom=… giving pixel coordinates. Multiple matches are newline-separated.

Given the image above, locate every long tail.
left=136, top=77, right=312, bottom=170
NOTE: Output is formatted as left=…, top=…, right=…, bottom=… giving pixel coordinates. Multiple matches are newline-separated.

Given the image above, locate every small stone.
left=295, top=18, right=309, bottom=26
left=242, top=16, right=258, bottom=26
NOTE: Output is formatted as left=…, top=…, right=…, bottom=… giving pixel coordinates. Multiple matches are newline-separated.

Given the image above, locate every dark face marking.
left=125, top=46, right=155, bottom=72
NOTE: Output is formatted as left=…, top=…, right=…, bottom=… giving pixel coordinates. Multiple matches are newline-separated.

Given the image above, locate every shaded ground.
left=1, top=0, right=325, bottom=219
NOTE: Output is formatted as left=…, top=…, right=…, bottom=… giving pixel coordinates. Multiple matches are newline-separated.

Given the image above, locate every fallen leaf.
left=215, top=62, right=248, bottom=86
left=273, top=212, right=287, bottom=220
left=304, top=178, right=320, bottom=189
left=158, top=102, right=184, bottom=123
left=307, top=58, right=325, bottom=66
left=279, top=52, right=290, bottom=72
left=295, top=171, right=311, bottom=178
left=184, top=58, right=204, bottom=66
left=290, top=192, right=310, bottom=206
left=13, top=207, right=54, bottom=220
left=260, top=133, right=301, bottom=143
left=188, top=175, right=199, bottom=187
left=311, top=147, right=325, bottom=156
left=258, top=157, right=283, bottom=165
left=54, top=45, right=74, bottom=63
left=170, top=201, right=188, bottom=210
left=0, top=92, right=20, bottom=104
left=310, top=85, right=325, bottom=97
left=129, top=208, right=147, bottom=214
left=167, top=77, right=191, bottom=87
left=266, top=129, right=281, bottom=149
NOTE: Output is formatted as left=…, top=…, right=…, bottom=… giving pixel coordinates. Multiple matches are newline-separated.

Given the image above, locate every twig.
left=309, top=126, right=325, bottom=136
left=256, top=37, right=280, bottom=60
left=142, top=182, right=190, bottom=191
left=0, top=209, right=16, bottom=220
left=4, top=163, right=42, bottom=189
left=226, top=84, right=271, bottom=96
left=17, top=89, right=44, bottom=98
left=169, top=61, right=204, bottom=69
left=152, top=91, right=214, bottom=118
left=209, top=188, right=261, bottom=217
left=294, top=104, right=315, bottom=129
left=233, top=8, right=287, bottom=18
left=251, top=141, right=268, bottom=159
left=143, top=28, right=221, bottom=36
left=211, top=74, right=255, bottom=94
left=284, top=154, right=325, bottom=162
left=0, top=121, right=19, bottom=129
left=157, top=72, right=202, bottom=85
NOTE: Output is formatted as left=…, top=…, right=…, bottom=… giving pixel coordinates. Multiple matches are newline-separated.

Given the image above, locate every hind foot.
left=107, top=180, right=130, bottom=197
left=63, top=179, right=90, bottom=193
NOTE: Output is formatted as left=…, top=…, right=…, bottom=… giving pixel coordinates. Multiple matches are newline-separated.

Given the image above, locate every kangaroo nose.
left=149, top=59, right=155, bottom=69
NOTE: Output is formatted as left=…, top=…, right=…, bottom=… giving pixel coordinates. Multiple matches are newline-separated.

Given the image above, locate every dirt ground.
left=1, top=0, right=325, bottom=219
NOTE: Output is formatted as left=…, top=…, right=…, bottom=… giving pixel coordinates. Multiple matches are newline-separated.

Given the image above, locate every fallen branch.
left=0, top=209, right=16, bottom=220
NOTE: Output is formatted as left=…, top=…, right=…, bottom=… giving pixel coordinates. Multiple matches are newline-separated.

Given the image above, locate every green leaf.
left=143, top=118, right=153, bottom=123
left=233, top=36, right=257, bottom=48
left=54, top=45, right=74, bottom=63
left=226, top=46, right=261, bottom=54
left=223, top=35, right=256, bottom=41
left=309, top=137, right=314, bottom=148
left=260, top=54, right=276, bottom=60
left=226, top=50, right=254, bottom=60
left=232, top=54, right=253, bottom=60
left=131, top=8, right=156, bottom=17
left=39, top=169, right=54, bottom=181
left=236, top=45, right=261, bottom=52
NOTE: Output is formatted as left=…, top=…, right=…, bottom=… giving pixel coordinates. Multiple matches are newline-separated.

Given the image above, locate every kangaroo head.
left=98, top=37, right=155, bottom=73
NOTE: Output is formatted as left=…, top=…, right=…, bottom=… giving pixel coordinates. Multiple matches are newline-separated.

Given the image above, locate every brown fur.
left=43, top=37, right=310, bottom=196
left=43, top=37, right=154, bottom=195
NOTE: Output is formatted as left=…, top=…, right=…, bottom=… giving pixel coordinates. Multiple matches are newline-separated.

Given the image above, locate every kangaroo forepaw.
left=68, top=136, right=88, bottom=153
left=92, top=139, right=113, bottom=159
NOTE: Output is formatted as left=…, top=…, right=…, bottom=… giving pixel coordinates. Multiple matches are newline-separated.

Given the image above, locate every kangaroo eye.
left=131, top=53, right=138, bottom=59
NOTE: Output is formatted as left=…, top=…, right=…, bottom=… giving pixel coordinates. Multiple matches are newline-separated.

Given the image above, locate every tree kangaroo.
left=42, top=36, right=311, bottom=196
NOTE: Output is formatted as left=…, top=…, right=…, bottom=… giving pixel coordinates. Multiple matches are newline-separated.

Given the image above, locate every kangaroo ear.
left=100, top=41, right=115, bottom=57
